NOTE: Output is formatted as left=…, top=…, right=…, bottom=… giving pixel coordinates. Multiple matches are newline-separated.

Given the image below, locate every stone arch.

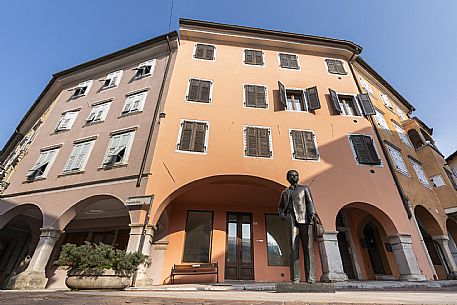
left=0, top=203, right=44, bottom=229
left=414, top=205, right=445, bottom=237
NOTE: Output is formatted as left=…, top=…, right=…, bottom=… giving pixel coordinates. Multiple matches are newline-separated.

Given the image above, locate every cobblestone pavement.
left=2, top=290, right=457, bottom=305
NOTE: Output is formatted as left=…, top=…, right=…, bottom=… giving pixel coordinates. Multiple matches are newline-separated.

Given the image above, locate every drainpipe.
left=136, top=35, right=174, bottom=187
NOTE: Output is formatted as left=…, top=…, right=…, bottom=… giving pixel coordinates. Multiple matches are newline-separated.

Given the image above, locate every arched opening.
left=414, top=205, right=447, bottom=279
left=408, top=129, right=424, bottom=149
left=153, top=175, right=288, bottom=284
left=0, top=204, right=43, bottom=288
left=336, top=202, right=399, bottom=280
left=446, top=219, right=457, bottom=266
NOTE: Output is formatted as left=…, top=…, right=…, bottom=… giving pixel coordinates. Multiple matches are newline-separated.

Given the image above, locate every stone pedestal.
left=7, top=227, right=60, bottom=289
left=276, top=282, right=335, bottom=293
left=387, top=234, right=426, bottom=281
left=433, top=235, right=457, bottom=279
left=317, top=231, right=348, bottom=282
left=127, top=224, right=155, bottom=287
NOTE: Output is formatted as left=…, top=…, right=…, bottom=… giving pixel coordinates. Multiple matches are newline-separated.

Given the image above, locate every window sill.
left=51, top=129, right=71, bottom=135
left=83, top=120, right=104, bottom=127
left=279, top=66, right=300, bottom=70
left=175, top=149, right=208, bottom=155
left=97, top=163, right=128, bottom=170
left=69, top=94, right=86, bottom=100
left=101, top=84, right=117, bottom=91
left=118, top=111, right=143, bottom=118
left=22, top=177, right=46, bottom=184
left=58, top=170, right=85, bottom=177
left=134, top=74, right=151, bottom=80
left=329, top=72, right=348, bottom=76
left=186, top=99, right=211, bottom=104
left=292, top=157, right=320, bottom=162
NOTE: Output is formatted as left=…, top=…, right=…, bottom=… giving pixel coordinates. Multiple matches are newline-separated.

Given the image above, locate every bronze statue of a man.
left=278, top=169, right=317, bottom=284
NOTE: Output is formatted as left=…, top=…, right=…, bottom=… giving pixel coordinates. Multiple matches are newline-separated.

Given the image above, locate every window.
left=121, top=91, right=148, bottom=115
left=244, top=85, right=267, bottom=108
left=244, top=126, right=272, bottom=158
left=444, top=167, right=457, bottom=190
left=186, top=79, right=212, bottom=103
left=102, top=131, right=135, bottom=166
left=278, top=82, right=321, bottom=111
left=374, top=110, right=391, bottom=133
left=290, top=130, right=319, bottom=160
left=86, top=101, right=111, bottom=123
left=26, top=148, right=59, bottom=180
left=359, top=77, right=374, bottom=95
left=266, top=214, right=289, bottom=266
left=56, top=111, right=79, bottom=131
left=177, top=120, right=209, bottom=153
left=182, top=211, right=213, bottom=263
left=380, top=94, right=393, bottom=110
left=393, top=122, right=413, bottom=148
left=194, top=44, right=215, bottom=60
left=410, top=159, right=430, bottom=188
left=328, top=89, right=375, bottom=116
left=62, top=140, right=95, bottom=173
left=102, top=70, right=123, bottom=89
left=134, top=59, right=155, bottom=79
left=349, top=135, right=381, bottom=165
left=279, top=53, right=299, bottom=69
left=244, top=49, right=263, bottom=66
left=325, top=59, right=347, bottom=75
left=430, top=175, right=445, bottom=187
left=71, top=80, right=93, bottom=99
left=395, top=104, right=408, bottom=121
left=386, top=144, right=409, bottom=176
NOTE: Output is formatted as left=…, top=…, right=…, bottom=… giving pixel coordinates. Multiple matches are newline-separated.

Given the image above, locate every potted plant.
left=57, top=242, right=150, bottom=290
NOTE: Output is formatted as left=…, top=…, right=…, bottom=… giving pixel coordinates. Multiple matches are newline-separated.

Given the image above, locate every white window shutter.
left=115, top=70, right=123, bottom=86
left=104, top=134, right=121, bottom=164
left=73, top=141, right=92, bottom=170
left=380, top=94, right=393, bottom=109
left=84, top=80, right=93, bottom=95
left=122, top=97, right=133, bottom=113
left=64, top=144, right=82, bottom=172
left=100, top=103, right=110, bottom=120
left=375, top=111, right=390, bottom=133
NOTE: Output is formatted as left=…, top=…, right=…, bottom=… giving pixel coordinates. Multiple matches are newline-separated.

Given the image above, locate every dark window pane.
left=182, top=211, right=213, bottom=263
left=266, top=214, right=290, bottom=266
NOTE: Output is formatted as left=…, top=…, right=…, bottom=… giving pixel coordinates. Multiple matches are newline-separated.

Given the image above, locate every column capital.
left=432, top=235, right=449, bottom=242
left=39, top=227, right=60, bottom=239
left=387, top=233, right=412, bottom=245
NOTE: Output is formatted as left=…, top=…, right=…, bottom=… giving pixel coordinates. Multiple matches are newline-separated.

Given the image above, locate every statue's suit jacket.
left=278, top=185, right=316, bottom=224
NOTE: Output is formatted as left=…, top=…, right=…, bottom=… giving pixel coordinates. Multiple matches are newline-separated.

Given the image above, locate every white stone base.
left=6, top=271, right=48, bottom=290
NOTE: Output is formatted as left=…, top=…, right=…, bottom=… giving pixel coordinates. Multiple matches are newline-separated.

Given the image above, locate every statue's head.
left=286, top=169, right=299, bottom=185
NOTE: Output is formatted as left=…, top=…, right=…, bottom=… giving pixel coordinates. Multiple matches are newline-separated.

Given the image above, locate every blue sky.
left=0, top=1, right=456, bottom=156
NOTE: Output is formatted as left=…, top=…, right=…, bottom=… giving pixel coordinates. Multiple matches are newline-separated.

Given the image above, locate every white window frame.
left=359, top=77, right=374, bottom=95
left=410, top=159, right=431, bottom=188
left=374, top=109, right=391, bottom=134
left=134, top=59, right=156, bottom=79
left=242, top=125, right=274, bottom=159
left=192, top=43, right=217, bottom=62
left=337, top=92, right=363, bottom=117
left=242, top=48, right=265, bottom=67
left=386, top=144, right=410, bottom=176
left=380, top=93, right=394, bottom=110
left=121, top=91, right=148, bottom=115
left=102, top=130, right=136, bottom=167
left=284, top=87, right=308, bottom=112
left=71, top=80, right=93, bottom=99
left=26, top=147, right=60, bottom=180
left=242, top=83, right=269, bottom=109
left=55, top=110, right=79, bottom=131
left=86, top=101, right=112, bottom=124
left=175, top=119, right=210, bottom=155
left=323, top=58, right=348, bottom=76
left=347, top=134, right=383, bottom=167
left=62, top=139, right=95, bottom=174
left=278, top=53, right=301, bottom=70
left=185, top=78, right=214, bottom=104
left=395, top=104, right=408, bottom=121
left=430, top=175, right=446, bottom=188
left=101, top=70, right=123, bottom=89
left=393, top=121, right=413, bottom=148
left=288, top=129, right=320, bottom=162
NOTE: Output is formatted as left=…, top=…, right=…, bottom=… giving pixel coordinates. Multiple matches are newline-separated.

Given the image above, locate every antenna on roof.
left=168, top=0, right=174, bottom=33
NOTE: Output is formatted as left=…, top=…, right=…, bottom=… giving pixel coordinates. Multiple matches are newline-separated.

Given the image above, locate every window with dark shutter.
left=245, top=85, right=267, bottom=108
left=187, top=79, right=212, bottom=103
left=357, top=93, right=376, bottom=116
left=329, top=89, right=342, bottom=114
left=244, top=49, right=264, bottom=65
left=291, top=130, right=319, bottom=160
left=305, top=86, right=321, bottom=110
left=194, top=44, right=215, bottom=60
left=178, top=121, right=208, bottom=153
left=278, top=81, right=287, bottom=108
left=245, top=127, right=272, bottom=158
left=350, top=135, right=381, bottom=165
left=325, top=59, right=347, bottom=75
left=279, top=54, right=299, bottom=69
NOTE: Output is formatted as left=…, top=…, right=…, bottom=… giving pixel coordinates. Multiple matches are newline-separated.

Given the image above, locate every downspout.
left=136, top=35, right=174, bottom=187
left=348, top=59, right=438, bottom=280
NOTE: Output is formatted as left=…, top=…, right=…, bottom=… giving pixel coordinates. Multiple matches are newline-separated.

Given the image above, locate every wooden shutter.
left=306, top=86, right=321, bottom=110
left=193, top=123, right=207, bottom=152
left=179, top=121, right=194, bottom=151
left=245, top=50, right=254, bottom=64
left=255, top=86, right=266, bottom=108
left=199, top=80, right=211, bottom=103
left=279, top=54, right=288, bottom=68
left=364, top=136, right=381, bottom=165
left=350, top=135, right=372, bottom=164
left=329, top=89, right=342, bottom=114
left=357, top=93, right=376, bottom=116
left=304, top=131, right=318, bottom=160
left=188, top=79, right=200, bottom=101
left=335, top=60, right=346, bottom=74
left=195, top=44, right=204, bottom=58
left=326, top=59, right=337, bottom=74
left=205, top=45, right=215, bottom=60
left=278, top=81, right=287, bottom=108
left=291, top=130, right=306, bottom=159
left=257, top=128, right=271, bottom=157
left=245, top=85, right=256, bottom=107
left=289, top=55, right=299, bottom=69
left=245, top=127, right=258, bottom=156
left=255, top=51, right=263, bottom=65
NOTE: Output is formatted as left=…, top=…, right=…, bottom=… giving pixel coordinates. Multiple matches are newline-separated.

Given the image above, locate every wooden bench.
left=170, top=262, right=219, bottom=284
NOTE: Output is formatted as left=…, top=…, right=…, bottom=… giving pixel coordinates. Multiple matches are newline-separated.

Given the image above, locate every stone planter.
left=65, top=269, right=131, bottom=290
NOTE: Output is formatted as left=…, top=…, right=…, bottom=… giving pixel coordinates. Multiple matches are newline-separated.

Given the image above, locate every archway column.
left=387, top=234, right=426, bottom=281
left=432, top=235, right=457, bottom=279
left=7, top=227, right=60, bottom=289
left=318, top=231, right=348, bottom=282
left=127, top=223, right=155, bottom=287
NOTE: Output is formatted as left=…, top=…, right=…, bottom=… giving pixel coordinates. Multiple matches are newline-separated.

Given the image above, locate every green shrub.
left=57, top=242, right=150, bottom=275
